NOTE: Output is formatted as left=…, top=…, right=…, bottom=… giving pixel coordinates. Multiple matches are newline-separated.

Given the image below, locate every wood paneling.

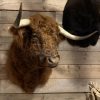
left=0, top=0, right=100, bottom=96
left=0, top=11, right=56, bottom=24
left=0, top=1, right=43, bottom=11
left=43, top=0, right=67, bottom=11
left=0, top=0, right=67, bottom=11
left=1, top=64, right=100, bottom=80
left=0, top=79, right=100, bottom=93
left=0, top=93, right=87, bottom=100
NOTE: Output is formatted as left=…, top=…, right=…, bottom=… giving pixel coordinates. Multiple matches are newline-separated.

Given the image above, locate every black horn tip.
left=20, top=2, right=22, bottom=11
left=13, top=2, right=23, bottom=28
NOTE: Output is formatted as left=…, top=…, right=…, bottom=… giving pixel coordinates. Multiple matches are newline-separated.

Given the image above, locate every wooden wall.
left=0, top=0, right=100, bottom=100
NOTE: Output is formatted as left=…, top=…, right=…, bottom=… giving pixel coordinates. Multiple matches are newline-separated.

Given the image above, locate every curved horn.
left=19, top=19, right=31, bottom=27
left=59, top=26, right=98, bottom=40
left=13, top=3, right=22, bottom=28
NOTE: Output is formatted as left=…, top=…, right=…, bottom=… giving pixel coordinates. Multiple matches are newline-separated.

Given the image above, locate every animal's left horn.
left=13, top=3, right=22, bottom=28
left=59, top=26, right=98, bottom=40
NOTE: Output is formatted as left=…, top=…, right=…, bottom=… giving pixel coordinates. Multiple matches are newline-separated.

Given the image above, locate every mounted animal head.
left=9, top=3, right=97, bottom=68
left=63, top=0, right=100, bottom=47
left=9, top=4, right=61, bottom=68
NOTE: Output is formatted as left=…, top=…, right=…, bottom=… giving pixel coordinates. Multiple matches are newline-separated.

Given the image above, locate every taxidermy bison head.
left=9, top=3, right=94, bottom=68
left=9, top=5, right=61, bottom=68
left=63, top=0, right=100, bottom=47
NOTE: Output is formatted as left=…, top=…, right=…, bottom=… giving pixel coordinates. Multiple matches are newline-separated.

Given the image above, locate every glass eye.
left=31, top=33, right=39, bottom=42
left=32, top=33, right=37, bottom=37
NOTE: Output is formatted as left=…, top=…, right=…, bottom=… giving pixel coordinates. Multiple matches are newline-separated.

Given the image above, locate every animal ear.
left=8, top=26, right=18, bottom=35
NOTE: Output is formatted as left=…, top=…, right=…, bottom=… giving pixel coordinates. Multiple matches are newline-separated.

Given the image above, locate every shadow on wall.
left=62, top=0, right=100, bottom=47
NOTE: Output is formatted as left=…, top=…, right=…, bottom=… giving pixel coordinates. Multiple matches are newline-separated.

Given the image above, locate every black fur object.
left=62, top=0, right=100, bottom=47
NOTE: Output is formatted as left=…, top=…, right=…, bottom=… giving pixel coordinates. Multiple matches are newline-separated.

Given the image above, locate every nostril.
left=48, top=56, right=60, bottom=64
left=47, top=56, right=60, bottom=68
left=39, top=54, right=60, bottom=67
left=48, top=57, right=54, bottom=64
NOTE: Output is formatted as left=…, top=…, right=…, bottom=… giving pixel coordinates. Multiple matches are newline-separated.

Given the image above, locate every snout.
left=39, top=54, right=60, bottom=68
left=47, top=56, right=60, bottom=68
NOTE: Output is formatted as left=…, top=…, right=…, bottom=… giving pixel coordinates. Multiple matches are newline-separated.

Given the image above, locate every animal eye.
left=32, top=33, right=38, bottom=37
left=31, top=33, right=39, bottom=42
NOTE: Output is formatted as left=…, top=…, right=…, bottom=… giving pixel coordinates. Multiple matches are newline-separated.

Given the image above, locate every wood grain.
left=0, top=2, right=43, bottom=11
left=0, top=0, right=100, bottom=11
left=0, top=93, right=86, bottom=100
left=0, top=11, right=56, bottom=24
left=0, top=79, right=100, bottom=93
left=0, top=0, right=67, bottom=11
left=1, top=64, right=100, bottom=79
left=43, top=0, right=67, bottom=11
left=0, top=37, right=12, bottom=43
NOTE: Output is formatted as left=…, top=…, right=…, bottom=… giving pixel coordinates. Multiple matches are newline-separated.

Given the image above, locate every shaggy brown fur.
left=6, top=14, right=61, bottom=93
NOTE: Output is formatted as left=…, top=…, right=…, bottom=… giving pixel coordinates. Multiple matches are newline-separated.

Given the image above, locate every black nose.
left=39, top=54, right=60, bottom=68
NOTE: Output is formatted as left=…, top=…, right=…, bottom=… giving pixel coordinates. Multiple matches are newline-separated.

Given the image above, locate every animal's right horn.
left=13, top=3, right=22, bottom=28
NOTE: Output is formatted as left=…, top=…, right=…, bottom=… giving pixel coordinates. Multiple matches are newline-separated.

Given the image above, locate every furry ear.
left=8, top=26, right=18, bottom=35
